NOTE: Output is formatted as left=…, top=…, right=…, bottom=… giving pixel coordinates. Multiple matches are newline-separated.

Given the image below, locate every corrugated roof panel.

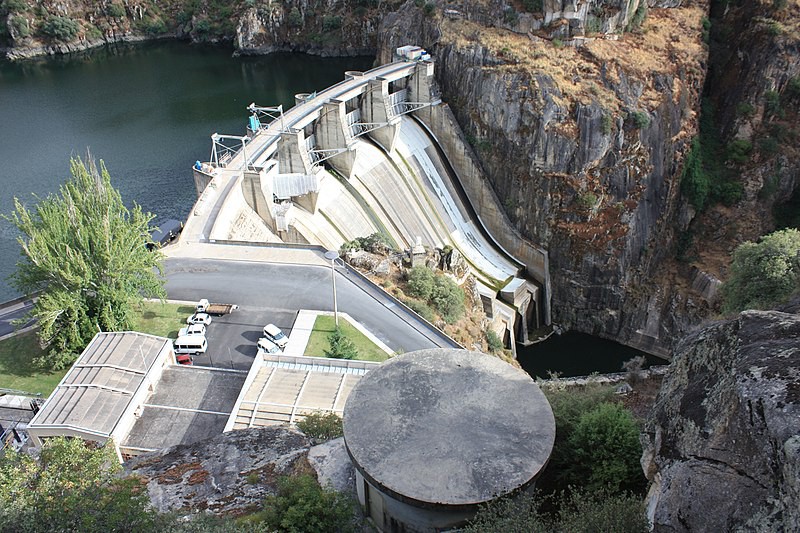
left=273, top=173, right=318, bottom=199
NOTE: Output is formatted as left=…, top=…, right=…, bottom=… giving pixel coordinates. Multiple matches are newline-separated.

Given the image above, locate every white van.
left=174, top=335, right=207, bottom=356
left=263, top=324, right=288, bottom=349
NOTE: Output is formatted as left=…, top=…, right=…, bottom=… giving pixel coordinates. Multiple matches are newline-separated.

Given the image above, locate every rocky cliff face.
left=641, top=306, right=800, bottom=532
left=124, top=426, right=356, bottom=516
left=380, top=3, right=709, bottom=356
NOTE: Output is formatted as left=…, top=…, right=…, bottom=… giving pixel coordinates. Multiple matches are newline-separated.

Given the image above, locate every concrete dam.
left=190, top=52, right=550, bottom=348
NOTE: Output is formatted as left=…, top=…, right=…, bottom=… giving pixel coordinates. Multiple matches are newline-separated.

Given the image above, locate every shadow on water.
left=516, top=332, right=667, bottom=379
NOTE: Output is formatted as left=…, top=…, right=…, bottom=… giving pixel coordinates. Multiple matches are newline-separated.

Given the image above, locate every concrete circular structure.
left=343, top=348, right=555, bottom=531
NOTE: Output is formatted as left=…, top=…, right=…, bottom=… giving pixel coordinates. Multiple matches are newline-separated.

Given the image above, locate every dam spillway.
left=190, top=51, right=550, bottom=346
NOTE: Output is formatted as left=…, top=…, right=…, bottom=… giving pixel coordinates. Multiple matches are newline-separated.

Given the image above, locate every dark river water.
left=0, top=41, right=374, bottom=301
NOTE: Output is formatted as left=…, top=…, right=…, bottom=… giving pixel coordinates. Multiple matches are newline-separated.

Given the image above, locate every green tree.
left=254, top=474, right=355, bottom=533
left=407, top=265, right=435, bottom=299
left=430, top=274, right=465, bottom=323
left=721, top=228, right=800, bottom=313
left=564, top=402, right=645, bottom=493
left=0, top=437, right=158, bottom=532
left=297, top=411, right=344, bottom=441
left=324, top=326, right=357, bottom=359
left=5, top=157, right=166, bottom=369
left=41, top=15, right=80, bottom=41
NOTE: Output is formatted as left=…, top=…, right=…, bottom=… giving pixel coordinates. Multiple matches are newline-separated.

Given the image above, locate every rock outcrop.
left=125, top=426, right=325, bottom=516
left=642, top=308, right=800, bottom=532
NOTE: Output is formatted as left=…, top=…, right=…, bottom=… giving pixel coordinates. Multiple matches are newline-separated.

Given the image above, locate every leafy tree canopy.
left=5, top=156, right=166, bottom=369
left=0, top=437, right=158, bottom=532
left=297, top=411, right=344, bottom=441
left=721, top=228, right=800, bottom=313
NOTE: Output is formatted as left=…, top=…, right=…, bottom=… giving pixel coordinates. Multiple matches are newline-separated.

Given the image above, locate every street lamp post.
left=324, top=250, right=339, bottom=327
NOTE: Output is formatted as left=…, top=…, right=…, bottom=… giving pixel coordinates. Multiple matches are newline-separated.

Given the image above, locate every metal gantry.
left=210, top=133, right=250, bottom=170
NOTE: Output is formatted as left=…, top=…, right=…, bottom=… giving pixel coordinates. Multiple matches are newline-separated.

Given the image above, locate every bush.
left=601, top=113, right=612, bottom=135
left=287, top=6, right=302, bottom=27
left=324, top=327, right=357, bottom=359
left=680, top=138, right=709, bottom=210
left=4, top=0, right=27, bottom=12
left=721, top=228, right=800, bottom=313
left=485, top=329, right=504, bottom=353
left=41, top=15, right=80, bottom=41
left=736, top=102, right=756, bottom=117
left=521, top=0, right=542, bottom=13
left=726, top=139, right=752, bottom=164
left=322, top=15, right=342, bottom=32
left=759, top=136, right=780, bottom=156
left=107, top=4, right=125, bottom=18
left=464, top=490, right=648, bottom=533
left=255, top=475, right=355, bottom=533
left=423, top=2, right=436, bottom=15
left=764, top=89, right=782, bottom=117
left=712, top=180, right=743, bottom=206
left=630, top=111, right=650, bottom=128
left=9, top=15, right=29, bottom=38
left=576, top=192, right=598, bottom=210
left=407, top=266, right=435, bottom=300
left=788, top=77, right=800, bottom=99
left=626, top=1, right=648, bottom=32
left=430, top=274, right=465, bottom=323
left=140, top=17, right=167, bottom=35
left=297, top=412, right=344, bottom=441
left=404, top=298, right=436, bottom=322
left=565, top=402, right=645, bottom=493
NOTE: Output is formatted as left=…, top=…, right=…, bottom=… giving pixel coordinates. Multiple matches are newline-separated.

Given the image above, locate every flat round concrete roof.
left=343, top=349, right=555, bottom=508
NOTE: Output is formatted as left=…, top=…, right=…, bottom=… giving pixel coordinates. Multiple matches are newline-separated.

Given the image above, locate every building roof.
left=343, top=349, right=556, bottom=509
left=28, top=332, right=170, bottom=438
left=226, top=354, right=379, bottom=431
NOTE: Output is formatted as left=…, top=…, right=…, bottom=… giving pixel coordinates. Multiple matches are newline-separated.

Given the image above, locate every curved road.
left=163, top=257, right=447, bottom=355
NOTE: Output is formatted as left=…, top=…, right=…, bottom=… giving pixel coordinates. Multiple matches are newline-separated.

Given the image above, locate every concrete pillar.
left=241, top=170, right=275, bottom=232
left=316, top=100, right=357, bottom=178
left=278, top=130, right=314, bottom=176
left=362, top=78, right=400, bottom=153
left=408, top=61, right=436, bottom=108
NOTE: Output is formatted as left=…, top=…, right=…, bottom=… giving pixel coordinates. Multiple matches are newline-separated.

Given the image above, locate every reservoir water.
left=0, top=41, right=373, bottom=301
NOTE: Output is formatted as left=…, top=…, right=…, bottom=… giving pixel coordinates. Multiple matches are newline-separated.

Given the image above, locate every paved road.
left=163, top=257, right=446, bottom=370
left=0, top=301, right=35, bottom=339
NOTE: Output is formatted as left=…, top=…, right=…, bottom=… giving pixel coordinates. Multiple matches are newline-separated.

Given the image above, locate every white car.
left=257, top=337, right=282, bottom=355
left=262, top=323, right=288, bottom=349
left=178, top=324, right=206, bottom=337
left=186, top=312, right=212, bottom=325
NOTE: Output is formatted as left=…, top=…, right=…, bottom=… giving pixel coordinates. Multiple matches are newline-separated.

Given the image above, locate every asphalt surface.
left=0, top=301, right=34, bottom=339
left=163, top=257, right=447, bottom=371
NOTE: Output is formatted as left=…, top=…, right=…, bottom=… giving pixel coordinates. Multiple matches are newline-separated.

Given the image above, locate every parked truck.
left=196, top=298, right=239, bottom=316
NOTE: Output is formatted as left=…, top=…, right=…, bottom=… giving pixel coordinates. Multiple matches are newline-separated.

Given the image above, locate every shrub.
left=324, top=327, right=357, bottom=359
left=322, top=15, right=342, bottom=32
left=680, top=138, right=709, bottom=210
left=764, top=89, right=782, bottom=117
left=564, top=402, right=645, bottom=493
left=788, top=77, right=800, bottom=99
left=726, top=139, right=752, bottom=164
left=423, top=2, right=436, bottom=15
left=256, top=475, right=356, bottom=533
left=721, top=228, right=800, bottom=313
left=736, top=102, right=756, bottom=117
left=586, top=15, right=602, bottom=34
left=107, top=4, right=125, bottom=18
left=759, top=136, right=780, bottom=156
left=626, top=1, right=648, bottom=32
left=41, top=15, right=80, bottom=41
left=287, top=6, right=302, bottom=27
left=140, top=17, right=167, bottom=35
left=576, top=192, right=598, bottom=210
left=407, top=266, right=436, bottom=300
left=485, top=329, right=504, bottom=353
left=430, top=274, right=465, bottom=323
left=630, top=110, right=650, bottom=128
left=521, top=0, right=542, bottom=13
left=712, top=180, right=744, bottom=206
left=297, top=412, right=344, bottom=441
left=4, top=0, right=27, bottom=12
left=9, top=15, right=28, bottom=38
left=601, top=113, right=613, bottom=135
left=404, top=298, right=436, bottom=323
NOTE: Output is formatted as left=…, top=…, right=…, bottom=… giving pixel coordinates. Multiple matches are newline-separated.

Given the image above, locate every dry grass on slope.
left=440, top=2, right=708, bottom=114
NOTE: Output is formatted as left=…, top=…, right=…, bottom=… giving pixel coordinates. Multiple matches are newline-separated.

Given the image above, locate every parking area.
left=189, top=304, right=297, bottom=372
